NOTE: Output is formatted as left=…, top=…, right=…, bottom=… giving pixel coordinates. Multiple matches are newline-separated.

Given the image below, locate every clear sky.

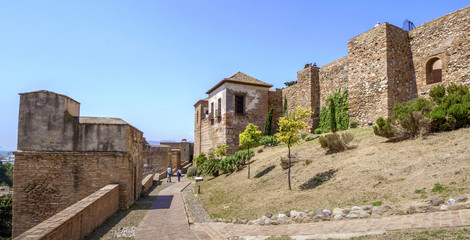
left=0, top=1, right=467, bottom=151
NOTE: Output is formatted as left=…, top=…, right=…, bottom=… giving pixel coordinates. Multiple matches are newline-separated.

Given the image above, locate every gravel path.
left=183, top=181, right=213, bottom=223
left=86, top=180, right=172, bottom=240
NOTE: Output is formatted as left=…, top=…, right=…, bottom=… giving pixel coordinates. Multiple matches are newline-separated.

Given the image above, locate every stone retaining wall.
left=15, top=184, right=119, bottom=240
left=142, top=174, right=154, bottom=192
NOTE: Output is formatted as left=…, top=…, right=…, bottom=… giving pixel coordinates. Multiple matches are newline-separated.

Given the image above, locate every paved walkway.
left=135, top=179, right=198, bottom=240
left=136, top=179, right=470, bottom=239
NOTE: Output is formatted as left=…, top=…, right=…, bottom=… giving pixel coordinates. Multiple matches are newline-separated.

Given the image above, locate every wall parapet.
left=15, top=184, right=119, bottom=240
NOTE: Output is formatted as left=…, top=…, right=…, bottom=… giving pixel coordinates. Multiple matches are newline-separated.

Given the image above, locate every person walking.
left=177, top=169, right=182, bottom=182
left=167, top=166, right=172, bottom=183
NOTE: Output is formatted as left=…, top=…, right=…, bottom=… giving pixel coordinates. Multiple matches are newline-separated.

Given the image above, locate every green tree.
left=239, top=123, right=262, bottom=179
left=283, top=97, right=287, bottom=116
left=0, top=162, right=13, bottom=187
left=330, top=98, right=337, bottom=132
left=0, top=194, right=12, bottom=238
left=275, top=106, right=312, bottom=190
left=263, top=107, right=274, bottom=136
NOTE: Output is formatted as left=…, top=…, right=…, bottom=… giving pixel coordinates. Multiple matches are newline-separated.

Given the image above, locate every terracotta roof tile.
left=206, top=72, right=272, bottom=94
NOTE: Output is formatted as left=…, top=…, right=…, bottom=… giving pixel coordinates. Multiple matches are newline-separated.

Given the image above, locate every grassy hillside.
left=197, top=127, right=470, bottom=220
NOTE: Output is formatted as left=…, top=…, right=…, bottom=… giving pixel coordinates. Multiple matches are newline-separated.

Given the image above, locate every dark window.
left=426, top=58, right=442, bottom=84
left=211, top=102, right=214, bottom=118
left=217, top=98, right=222, bottom=122
left=235, top=95, right=245, bottom=114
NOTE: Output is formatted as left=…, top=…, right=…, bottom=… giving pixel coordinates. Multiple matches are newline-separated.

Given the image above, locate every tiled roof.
left=79, top=117, right=128, bottom=125
left=206, top=72, right=273, bottom=94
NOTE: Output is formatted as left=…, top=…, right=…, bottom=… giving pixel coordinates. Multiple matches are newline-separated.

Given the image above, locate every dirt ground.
left=197, top=126, right=470, bottom=220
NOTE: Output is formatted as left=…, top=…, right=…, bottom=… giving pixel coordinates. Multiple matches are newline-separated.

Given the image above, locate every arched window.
left=426, top=58, right=442, bottom=84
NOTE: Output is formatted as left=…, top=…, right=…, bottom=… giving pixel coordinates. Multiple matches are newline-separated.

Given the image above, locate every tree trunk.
left=247, top=147, right=250, bottom=179
left=288, top=141, right=291, bottom=190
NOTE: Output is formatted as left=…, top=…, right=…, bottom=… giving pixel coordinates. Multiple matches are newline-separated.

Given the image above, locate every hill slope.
left=197, top=127, right=470, bottom=220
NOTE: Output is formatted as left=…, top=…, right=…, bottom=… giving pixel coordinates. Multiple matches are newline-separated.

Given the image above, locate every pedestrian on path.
left=167, top=166, right=172, bottom=183
left=177, top=169, right=182, bottom=182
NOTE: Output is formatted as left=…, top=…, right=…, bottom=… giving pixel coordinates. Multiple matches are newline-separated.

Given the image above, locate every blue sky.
left=0, top=1, right=467, bottom=151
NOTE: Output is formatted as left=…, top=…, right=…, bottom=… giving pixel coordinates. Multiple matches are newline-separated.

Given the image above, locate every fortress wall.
left=199, top=117, right=226, bottom=155
left=347, top=23, right=390, bottom=124
left=160, top=141, right=194, bottom=164
left=268, top=89, right=283, bottom=134
left=319, top=57, right=349, bottom=107
left=170, top=149, right=181, bottom=172
left=126, top=125, right=144, bottom=205
left=409, top=6, right=470, bottom=96
left=12, top=152, right=133, bottom=237
left=15, top=184, right=119, bottom=240
left=142, top=144, right=171, bottom=175
left=193, top=101, right=208, bottom=157
left=281, top=66, right=320, bottom=132
left=142, top=174, right=154, bottom=192
left=386, top=24, right=414, bottom=114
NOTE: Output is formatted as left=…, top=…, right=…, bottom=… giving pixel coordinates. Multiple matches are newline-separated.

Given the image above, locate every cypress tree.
left=283, top=97, right=287, bottom=116
left=263, top=107, right=274, bottom=136
left=330, top=98, right=337, bottom=132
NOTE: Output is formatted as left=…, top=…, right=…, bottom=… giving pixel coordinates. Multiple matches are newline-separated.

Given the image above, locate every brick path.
left=135, top=180, right=470, bottom=239
left=135, top=179, right=198, bottom=240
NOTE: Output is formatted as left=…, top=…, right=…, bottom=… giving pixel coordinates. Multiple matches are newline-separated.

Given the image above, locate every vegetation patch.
left=299, top=169, right=337, bottom=190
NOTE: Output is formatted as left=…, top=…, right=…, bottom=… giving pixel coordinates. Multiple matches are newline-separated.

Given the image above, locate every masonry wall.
left=225, top=84, right=269, bottom=155
left=194, top=100, right=208, bottom=157
left=268, top=89, right=283, bottom=134
left=170, top=149, right=181, bottom=172
left=409, top=6, right=470, bottom=96
left=319, top=57, right=348, bottom=107
left=347, top=24, right=390, bottom=124
left=15, top=184, right=119, bottom=240
left=142, top=143, right=171, bottom=176
left=126, top=125, right=143, bottom=205
left=160, top=141, right=194, bottom=163
left=281, top=66, right=320, bottom=132
left=12, top=152, right=132, bottom=237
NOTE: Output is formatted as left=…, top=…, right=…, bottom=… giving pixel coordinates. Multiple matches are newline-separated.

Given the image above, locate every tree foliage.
left=263, top=107, right=274, bottom=136
left=318, top=88, right=349, bottom=132
left=0, top=162, right=13, bottom=187
left=283, top=97, right=287, bottom=116
left=239, top=123, right=262, bottom=178
left=275, top=106, right=312, bottom=190
left=0, top=194, right=12, bottom=238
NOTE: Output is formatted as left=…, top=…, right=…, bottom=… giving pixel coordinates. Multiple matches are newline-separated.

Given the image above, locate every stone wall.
left=142, top=143, right=171, bottom=176
left=347, top=24, right=390, bottom=125
left=281, top=66, right=320, bottom=132
left=409, top=6, right=470, bottom=96
left=319, top=57, right=348, bottom=107
left=15, top=184, right=119, bottom=240
left=142, top=174, right=154, bottom=192
left=160, top=141, right=194, bottom=163
left=170, top=149, right=181, bottom=172
left=268, top=89, right=283, bottom=134
left=12, top=151, right=135, bottom=237
left=194, top=100, right=226, bottom=156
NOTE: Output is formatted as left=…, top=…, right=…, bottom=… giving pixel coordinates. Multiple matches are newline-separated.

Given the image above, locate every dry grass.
left=197, top=126, right=470, bottom=220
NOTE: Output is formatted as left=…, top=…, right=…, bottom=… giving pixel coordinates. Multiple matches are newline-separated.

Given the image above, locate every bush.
left=0, top=194, right=11, bottom=238
left=314, top=128, right=323, bottom=134
left=194, top=153, right=207, bottom=167
left=305, top=134, right=319, bottom=141
left=260, top=135, right=279, bottom=147
left=300, top=132, right=307, bottom=140
left=428, top=83, right=470, bottom=131
left=186, top=166, right=197, bottom=177
left=319, top=132, right=354, bottom=153
left=218, top=149, right=254, bottom=174
left=200, top=156, right=220, bottom=177
left=349, top=120, right=358, bottom=128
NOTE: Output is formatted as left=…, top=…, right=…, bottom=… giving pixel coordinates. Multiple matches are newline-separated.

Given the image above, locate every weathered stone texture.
left=281, top=66, right=320, bottom=132
left=12, top=152, right=132, bottom=237
left=348, top=24, right=390, bottom=124
left=409, top=6, right=470, bottom=96
left=319, top=57, right=348, bottom=107
left=142, top=143, right=170, bottom=176
left=160, top=141, right=194, bottom=163
left=170, top=149, right=181, bottom=172
left=15, top=184, right=119, bottom=240
left=268, top=89, right=283, bottom=134
left=142, top=174, right=154, bottom=192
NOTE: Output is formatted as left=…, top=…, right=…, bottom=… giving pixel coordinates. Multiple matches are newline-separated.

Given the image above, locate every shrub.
left=260, top=135, right=279, bottom=147
left=218, top=149, right=254, bottom=174
left=318, top=88, right=349, bottom=132
left=300, top=132, right=307, bottom=140
left=186, top=166, right=197, bottom=177
left=201, top=155, right=220, bottom=177
left=349, top=120, right=358, bottom=128
left=0, top=194, right=12, bottom=238
left=305, top=134, right=319, bottom=141
left=194, top=153, right=207, bottom=167
left=319, top=132, right=354, bottom=153
left=314, top=128, right=323, bottom=134
left=372, top=201, right=382, bottom=206
left=428, top=83, right=470, bottom=131
left=429, top=84, right=446, bottom=104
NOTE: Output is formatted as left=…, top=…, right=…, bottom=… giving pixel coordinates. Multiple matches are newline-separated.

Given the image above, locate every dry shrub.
left=319, top=132, right=354, bottom=153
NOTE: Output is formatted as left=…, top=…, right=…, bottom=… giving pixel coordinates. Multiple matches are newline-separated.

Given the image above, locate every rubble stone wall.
left=409, top=6, right=470, bottom=96
left=142, top=144, right=171, bottom=175
left=319, top=57, right=348, bottom=107
left=268, top=89, right=283, bottom=134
